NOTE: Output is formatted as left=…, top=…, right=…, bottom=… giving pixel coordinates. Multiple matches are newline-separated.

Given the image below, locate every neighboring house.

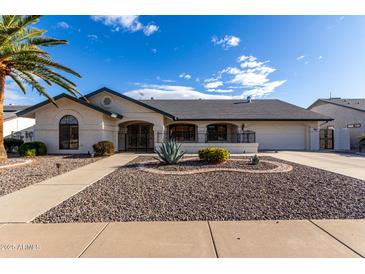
left=308, top=98, right=365, bottom=149
left=17, top=87, right=332, bottom=154
left=3, top=105, right=35, bottom=142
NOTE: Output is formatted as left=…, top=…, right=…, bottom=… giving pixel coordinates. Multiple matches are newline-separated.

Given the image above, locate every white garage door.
left=253, top=125, right=306, bottom=150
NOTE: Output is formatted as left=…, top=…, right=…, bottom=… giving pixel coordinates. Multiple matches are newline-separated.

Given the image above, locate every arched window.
left=59, top=115, right=79, bottom=149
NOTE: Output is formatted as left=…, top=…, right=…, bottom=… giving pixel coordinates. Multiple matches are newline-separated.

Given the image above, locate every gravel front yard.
left=34, top=156, right=365, bottom=223
left=0, top=155, right=103, bottom=196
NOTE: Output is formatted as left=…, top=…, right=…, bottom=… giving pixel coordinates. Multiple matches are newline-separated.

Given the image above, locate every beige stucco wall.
left=88, top=91, right=165, bottom=126
left=310, top=103, right=365, bottom=148
left=33, top=97, right=115, bottom=154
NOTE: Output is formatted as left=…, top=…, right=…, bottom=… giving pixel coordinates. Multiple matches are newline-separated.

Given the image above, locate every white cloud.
left=296, top=55, right=305, bottom=60
left=318, top=55, right=323, bottom=60
left=202, top=54, right=286, bottom=98
left=207, top=88, right=234, bottom=93
left=87, top=34, right=98, bottom=40
left=151, top=48, right=157, bottom=54
left=243, top=80, right=287, bottom=98
left=124, top=84, right=239, bottom=100
left=204, top=81, right=223, bottom=89
left=91, top=16, right=159, bottom=36
left=56, top=21, right=70, bottom=29
left=144, top=24, right=159, bottom=36
left=179, top=73, right=192, bottom=80
left=212, top=35, right=240, bottom=50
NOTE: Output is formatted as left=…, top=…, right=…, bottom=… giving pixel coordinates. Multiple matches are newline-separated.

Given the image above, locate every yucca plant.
left=156, top=141, right=185, bottom=165
left=0, top=15, right=82, bottom=162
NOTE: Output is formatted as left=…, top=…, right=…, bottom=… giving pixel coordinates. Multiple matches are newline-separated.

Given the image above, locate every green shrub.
left=23, top=148, right=36, bottom=157
left=4, top=138, right=24, bottom=152
left=250, top=154, right=260, bottom=165
left=198, top=147, right=230, bottom=163
left=93, top=141, right=115, bottom=156
left=18, top=141, right=47, bottom=156
left=156, top=141, right=185, bottom=164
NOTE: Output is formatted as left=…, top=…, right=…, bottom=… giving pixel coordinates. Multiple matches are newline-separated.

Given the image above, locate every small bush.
left=23, top=148, right=36, bottom=157
left=18, top=141, right=47, bottom=156
left=156, top=141, right=185, bottom=164
left=93, top=141, right=115, bottom=156
left=198, top=147, right=230, bottom=163
left=250, top=154, right=260, bottom=165
left=4, top=138, right=24, bottom=152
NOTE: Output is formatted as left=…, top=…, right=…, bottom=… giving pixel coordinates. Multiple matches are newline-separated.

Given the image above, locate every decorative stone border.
left=137, top=158, right=293, bottom=175
left=0, top=159, right=33, bottom=169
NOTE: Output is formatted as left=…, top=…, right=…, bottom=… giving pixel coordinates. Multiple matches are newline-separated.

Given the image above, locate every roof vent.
left=150, top=97, right=154, bottom=100
left=247, top=96, right=252, bottom=103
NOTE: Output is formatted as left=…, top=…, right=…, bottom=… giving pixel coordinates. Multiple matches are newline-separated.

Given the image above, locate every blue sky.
left=5, top=15, right=365, bottom=108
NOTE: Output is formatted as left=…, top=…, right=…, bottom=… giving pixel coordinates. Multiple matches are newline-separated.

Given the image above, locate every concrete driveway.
left=269, top=151, right=365, bottom=180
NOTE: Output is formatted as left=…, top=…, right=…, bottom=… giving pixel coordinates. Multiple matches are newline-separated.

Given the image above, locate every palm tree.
left=0, top=15, right=81, bottom=162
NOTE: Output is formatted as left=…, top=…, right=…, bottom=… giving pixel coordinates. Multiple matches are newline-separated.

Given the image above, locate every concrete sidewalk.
left=0, top=153, right=137, bottom=223
left=269, top=151, right=365, bottom=180
left=0, top=219, right=363, bottom=258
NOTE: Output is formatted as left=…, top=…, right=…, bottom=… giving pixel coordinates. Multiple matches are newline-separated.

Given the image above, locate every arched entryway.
left=118, top=121, right=154, bottom=152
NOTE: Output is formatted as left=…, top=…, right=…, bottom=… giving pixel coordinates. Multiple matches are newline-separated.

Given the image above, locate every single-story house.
left=4, top=105, right=35, bottom=142
left=308, top=98, right=365, bottom=149
left=17, top=87, right=332, bottom=154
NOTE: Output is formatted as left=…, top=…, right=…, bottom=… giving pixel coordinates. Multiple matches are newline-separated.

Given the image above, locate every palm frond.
left=0, top=15, right=81, bottom=106
left=8, top=73, right=26, bottom=94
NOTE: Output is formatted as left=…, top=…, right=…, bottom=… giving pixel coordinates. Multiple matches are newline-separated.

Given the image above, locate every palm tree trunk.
left=0, top=72, right=7, bottom=162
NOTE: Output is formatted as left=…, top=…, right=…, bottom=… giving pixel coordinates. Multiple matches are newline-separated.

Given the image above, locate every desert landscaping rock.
left=34, top=156, right=365, bottom=223
left=0, top=155, right=103, bottom=197
left=0, top=158, right=33, bottom=168
left=136, top=157, right=292, bottom=175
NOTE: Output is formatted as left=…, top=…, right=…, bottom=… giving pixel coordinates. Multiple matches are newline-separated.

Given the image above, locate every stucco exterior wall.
left=310, top=103, right=365, bottom=148
left=33, top=98, right=109, bottom=154
left=88, top=91, right=165, bottom=126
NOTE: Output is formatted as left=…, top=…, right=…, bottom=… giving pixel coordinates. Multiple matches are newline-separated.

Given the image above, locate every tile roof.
left=141, top=99, right=332, bottom=121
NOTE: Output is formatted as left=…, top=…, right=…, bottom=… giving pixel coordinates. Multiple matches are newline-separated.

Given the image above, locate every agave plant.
left=156, top=141, right=185, bottom=164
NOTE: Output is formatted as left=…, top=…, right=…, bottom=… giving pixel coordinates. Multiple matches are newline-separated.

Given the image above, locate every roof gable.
left=16, top=93, right=123, bottom=119
left=84, top=87, right=177, bottom=120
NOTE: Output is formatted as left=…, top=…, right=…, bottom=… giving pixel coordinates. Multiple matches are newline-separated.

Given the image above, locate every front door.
left=320, top=128, right=334, bottom=149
